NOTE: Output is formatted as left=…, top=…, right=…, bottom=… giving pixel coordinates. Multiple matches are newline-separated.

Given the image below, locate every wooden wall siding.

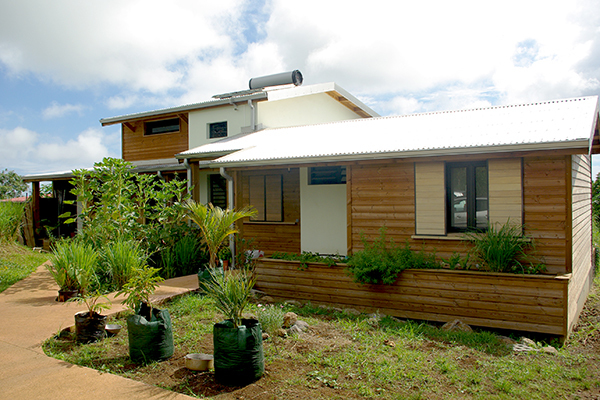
left=238, top=168, right=300, bottom=255
left=568, top=154, right=594, bottom=332
left=349, top=162, right=415, bottom=250
left=488, top=158, right=522, bottom=227
left=414, top=162, right=445, bottom=235
left=255, top=259, right=569, bottom=335
left=522, top=156, right=569, bottom=275
left=121, top=116, right=188, bottom=161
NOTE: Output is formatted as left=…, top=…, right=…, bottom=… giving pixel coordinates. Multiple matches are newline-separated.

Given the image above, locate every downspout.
left=156, top=171, right=164, bottom=180
left=248, top=99, right=255, bottom=132
left=220, top=167, right=236, bottom=269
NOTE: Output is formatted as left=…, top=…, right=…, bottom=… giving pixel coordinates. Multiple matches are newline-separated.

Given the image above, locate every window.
left=309, top=166, right=346, bottom=185
left=446, top=162, right=488, bottom=231
left=209, top=175, right=227, bottom=209
left=209, top=121, right=227, bottom=139
left=248, top=174, right=283, bottom=222
left=144, top=118, right=180, bottom=135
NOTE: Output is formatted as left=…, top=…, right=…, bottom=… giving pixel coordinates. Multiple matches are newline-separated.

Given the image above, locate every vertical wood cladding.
left=122, top=116, right=189, bottom=161
left=238, top=168, right=300, bottom=255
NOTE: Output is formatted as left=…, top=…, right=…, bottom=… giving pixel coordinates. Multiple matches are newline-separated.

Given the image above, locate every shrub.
left=270, top=251, right=345, bottom=269
left=256, top=304, right=285, bottom=337
left=466, top=221, right=545, bottom=274
left=47, top=239, right=99, bottom=292
left=346, top=227, right=442, bottom=285
left=100, top=239, right=148, bottom=290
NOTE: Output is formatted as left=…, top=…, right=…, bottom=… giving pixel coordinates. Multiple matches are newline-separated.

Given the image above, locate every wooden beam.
left=124, top=122, right=136, bottom=132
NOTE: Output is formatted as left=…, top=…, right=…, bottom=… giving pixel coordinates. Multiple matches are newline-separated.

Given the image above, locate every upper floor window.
left=144, top=118, right=180, bottom=136
left=209, top=121, right=227, bottom=139
left=309, top=166, right=346, bottom=185
left=446, top=161, right=488, bottom=232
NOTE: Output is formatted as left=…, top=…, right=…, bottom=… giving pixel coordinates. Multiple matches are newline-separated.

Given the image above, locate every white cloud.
left=42, top=102, right=85, bottom=119
left=0, top=126, right=119, bottom=175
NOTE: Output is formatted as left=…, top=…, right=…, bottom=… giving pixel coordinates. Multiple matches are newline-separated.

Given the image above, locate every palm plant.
left=184, top=201, right=256, bottom=270
left=200, top=267, right=256, bottom=328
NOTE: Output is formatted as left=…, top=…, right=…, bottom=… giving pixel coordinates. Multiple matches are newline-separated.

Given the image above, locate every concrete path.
left=0, top=262, right=199, bottom=400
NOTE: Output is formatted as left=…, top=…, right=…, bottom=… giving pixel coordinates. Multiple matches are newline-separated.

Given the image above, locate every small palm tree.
left=184, top=201, right=257, bottom=270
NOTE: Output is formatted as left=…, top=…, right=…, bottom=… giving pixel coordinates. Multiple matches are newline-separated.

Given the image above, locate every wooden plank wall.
left=568, top=154, right=594, bottom=332
left=238, top=168, right=301, bottom=255
left=522, top=156, right=569, bottom=275
left=255, top=259, right=569, bottom=335
left=122, top=115, right=189, bottom=161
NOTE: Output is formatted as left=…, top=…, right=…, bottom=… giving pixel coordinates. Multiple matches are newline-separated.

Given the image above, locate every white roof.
left=179, top=96, right=599, bottom=167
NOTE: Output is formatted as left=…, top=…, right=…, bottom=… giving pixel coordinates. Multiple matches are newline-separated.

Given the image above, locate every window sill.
left=411, top=233, right=468, bottom=241
left=245, top=220, right=298, bottom=226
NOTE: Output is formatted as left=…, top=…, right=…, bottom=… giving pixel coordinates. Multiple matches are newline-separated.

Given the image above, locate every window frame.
left=248, top=174, right=283, bottom=222
left=445, top=161, right=489, bottom=233
left=144, top=118, right=180, bottom=136
left=208, top=121, right=228, bottom=139
left=208, top=174, right=227, bottom=210
left=309, top=166, right=346, bottom=185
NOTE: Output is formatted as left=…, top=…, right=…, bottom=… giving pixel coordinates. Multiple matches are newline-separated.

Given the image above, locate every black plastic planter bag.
left=213, top=318, right=264, bottom=386
left=75, top=312, right=107, bottom=343
left=127, top=304, right=174, bottom=363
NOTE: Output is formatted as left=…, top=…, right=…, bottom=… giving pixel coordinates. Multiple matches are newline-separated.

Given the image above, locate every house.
left=22, top=72, right=378, bottom=245
left=176, top=95, right=600, bottom=337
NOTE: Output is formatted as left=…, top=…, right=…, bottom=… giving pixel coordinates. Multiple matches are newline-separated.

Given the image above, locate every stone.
left=285, top=300, right=302, bottom=307
left=513, top=343, right=537, bottom=352
left=276, top=328, right=287, bottom=337
left=384, top=339, right=396, bottom=347
left=343, top=308, right=361, bottom=316
left=283, top=312, right=298, bottom=328
left=542, top=346, right=558, bottom=354
left=262, top=332, right=270, bottom=340
left=498, top=335, right=517, bottom=345
left=261, top=296, right=275, bottom=303
left=288, top=320, right=309, bottom=335
left=520, top=337, right=537, bottom=347
left=441, top=319, right=473, bottom=332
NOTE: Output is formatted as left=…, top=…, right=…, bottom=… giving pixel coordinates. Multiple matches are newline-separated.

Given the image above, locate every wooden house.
left=177, top=96, right=600, bottom=337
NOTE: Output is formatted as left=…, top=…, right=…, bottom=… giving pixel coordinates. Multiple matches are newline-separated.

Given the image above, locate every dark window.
left=446, top=161, right=488, bottom=232
left=144, top=118, right=180, bottom=135
left=209, top=121, right=227, bottom=139
left=309, top=166, right=346, bottom=185
left=209, top=175, right=227, bottom=209
left=248, top=174, right=283, bottom=222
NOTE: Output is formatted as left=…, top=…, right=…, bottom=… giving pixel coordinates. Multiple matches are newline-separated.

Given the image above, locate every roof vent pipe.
left=249, top=70, right=303, bottom=90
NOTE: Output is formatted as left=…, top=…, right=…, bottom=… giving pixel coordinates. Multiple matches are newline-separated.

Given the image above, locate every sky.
left=1, top=0, right=599, bottom=177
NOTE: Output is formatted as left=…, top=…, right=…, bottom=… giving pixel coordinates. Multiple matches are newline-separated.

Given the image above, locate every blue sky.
left=1, top=0, right=599, bottom=177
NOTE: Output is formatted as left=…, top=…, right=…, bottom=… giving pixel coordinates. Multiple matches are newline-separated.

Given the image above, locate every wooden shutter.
left=488, top=158, right=522, bottom=228
left=265, top=174, right=283, bottom=221
left=249, top=175, right=265, bottom=221
left=415, top=162, right=446, bottom=235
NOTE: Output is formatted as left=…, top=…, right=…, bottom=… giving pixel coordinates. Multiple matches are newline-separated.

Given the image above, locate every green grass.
left=0, top=243, right=50, bottom=293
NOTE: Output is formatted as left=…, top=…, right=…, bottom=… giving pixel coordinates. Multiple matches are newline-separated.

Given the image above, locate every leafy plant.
left=466, top=221, right=545, bottom=274
left=184, top=201, right=257, bottom=270
left=69, top=290, right=112, bottom=317
left=199, top=268, right=256, bottom=328
left=100, top=239, right=148, bottom=290
left=0, top=169, right=27, bottom=200
left=347, top=227, right=442, bottom=285
left=47, top=239, right=98, bottom=292
left=271, top=251, right=346, bottom=269
left=117, top=265, right=164, bottom=314
left=256, top=303, right=285, bottom=336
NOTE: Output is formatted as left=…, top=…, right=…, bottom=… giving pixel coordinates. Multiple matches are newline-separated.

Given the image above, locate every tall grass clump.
left=47, top=239, right=99, bottom=292
left=256, top=304, right=285, bottom=336
left=0, top=202, right=24, bottom=242
left=100, top=239, right=147, bottom=290
left=157, top=235, right=206, bottom=278
left=347, top=227, right=441, bottom=285
left=467, top=221, right=544, bottom=274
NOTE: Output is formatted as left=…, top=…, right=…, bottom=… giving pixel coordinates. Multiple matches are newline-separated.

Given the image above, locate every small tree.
left=593, top=173, right=600, bottom=226
left=0, top=169, right=27, bottom=200
left=184, top=201, right=256, bottom=270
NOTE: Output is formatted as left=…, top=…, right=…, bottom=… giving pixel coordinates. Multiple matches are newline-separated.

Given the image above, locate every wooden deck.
left=255, top=258, right=570, bottom=336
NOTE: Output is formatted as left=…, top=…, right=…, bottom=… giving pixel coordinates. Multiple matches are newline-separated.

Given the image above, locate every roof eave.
left=207, top=140, right=591, bottom=169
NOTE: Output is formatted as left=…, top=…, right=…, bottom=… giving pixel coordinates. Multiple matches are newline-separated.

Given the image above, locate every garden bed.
left=254, top=258, right=570, bottom=336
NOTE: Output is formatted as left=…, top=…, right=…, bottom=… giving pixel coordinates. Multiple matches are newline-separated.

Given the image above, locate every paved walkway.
left=0, top=262, right=199, bottom=400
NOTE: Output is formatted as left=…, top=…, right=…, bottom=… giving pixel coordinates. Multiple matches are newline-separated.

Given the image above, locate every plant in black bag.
left=200, top=268, right=264, bottom=386
left=117, top=265, right=174, bottom=363
left=70, top=291, right=111, bottom=343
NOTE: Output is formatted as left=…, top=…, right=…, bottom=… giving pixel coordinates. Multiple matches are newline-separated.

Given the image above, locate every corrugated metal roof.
left=178, top=96, right=599, bottom=166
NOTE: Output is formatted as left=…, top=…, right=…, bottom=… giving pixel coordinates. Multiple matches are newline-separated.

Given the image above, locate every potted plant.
left=46, top=239, right=98, bottom=301
left=199, top=268, right=264, bottom=386
left=71, top=291, right=111, bottom=343
left=117, top=265, right=174, bottom=363
left=184, top=201, right=256, bottom=285
left=218, top=245, right=232, bottom=271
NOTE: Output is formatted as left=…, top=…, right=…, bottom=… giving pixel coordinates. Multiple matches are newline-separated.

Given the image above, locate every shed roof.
left=178, top=96, right=600, bottom=167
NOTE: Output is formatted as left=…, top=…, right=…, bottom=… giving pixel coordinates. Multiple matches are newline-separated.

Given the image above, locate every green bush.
left=0, top=202, right=24, bottom=243
left=100, top=239, right=148, bottom=290
left=466, top=221, right=545, bottom=274
left=346, top=227, right=442, bottom=285
left=270, top=251, right=345, bottom=269
left=47, top=239, right=99, bottom=292
left=256, top=303, right=285, bottom=337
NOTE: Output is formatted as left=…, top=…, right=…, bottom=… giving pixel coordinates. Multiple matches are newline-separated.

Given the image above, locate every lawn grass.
left=43, top=290, right=600, bottom=399
left=0, top=242, right=50, bottom=293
